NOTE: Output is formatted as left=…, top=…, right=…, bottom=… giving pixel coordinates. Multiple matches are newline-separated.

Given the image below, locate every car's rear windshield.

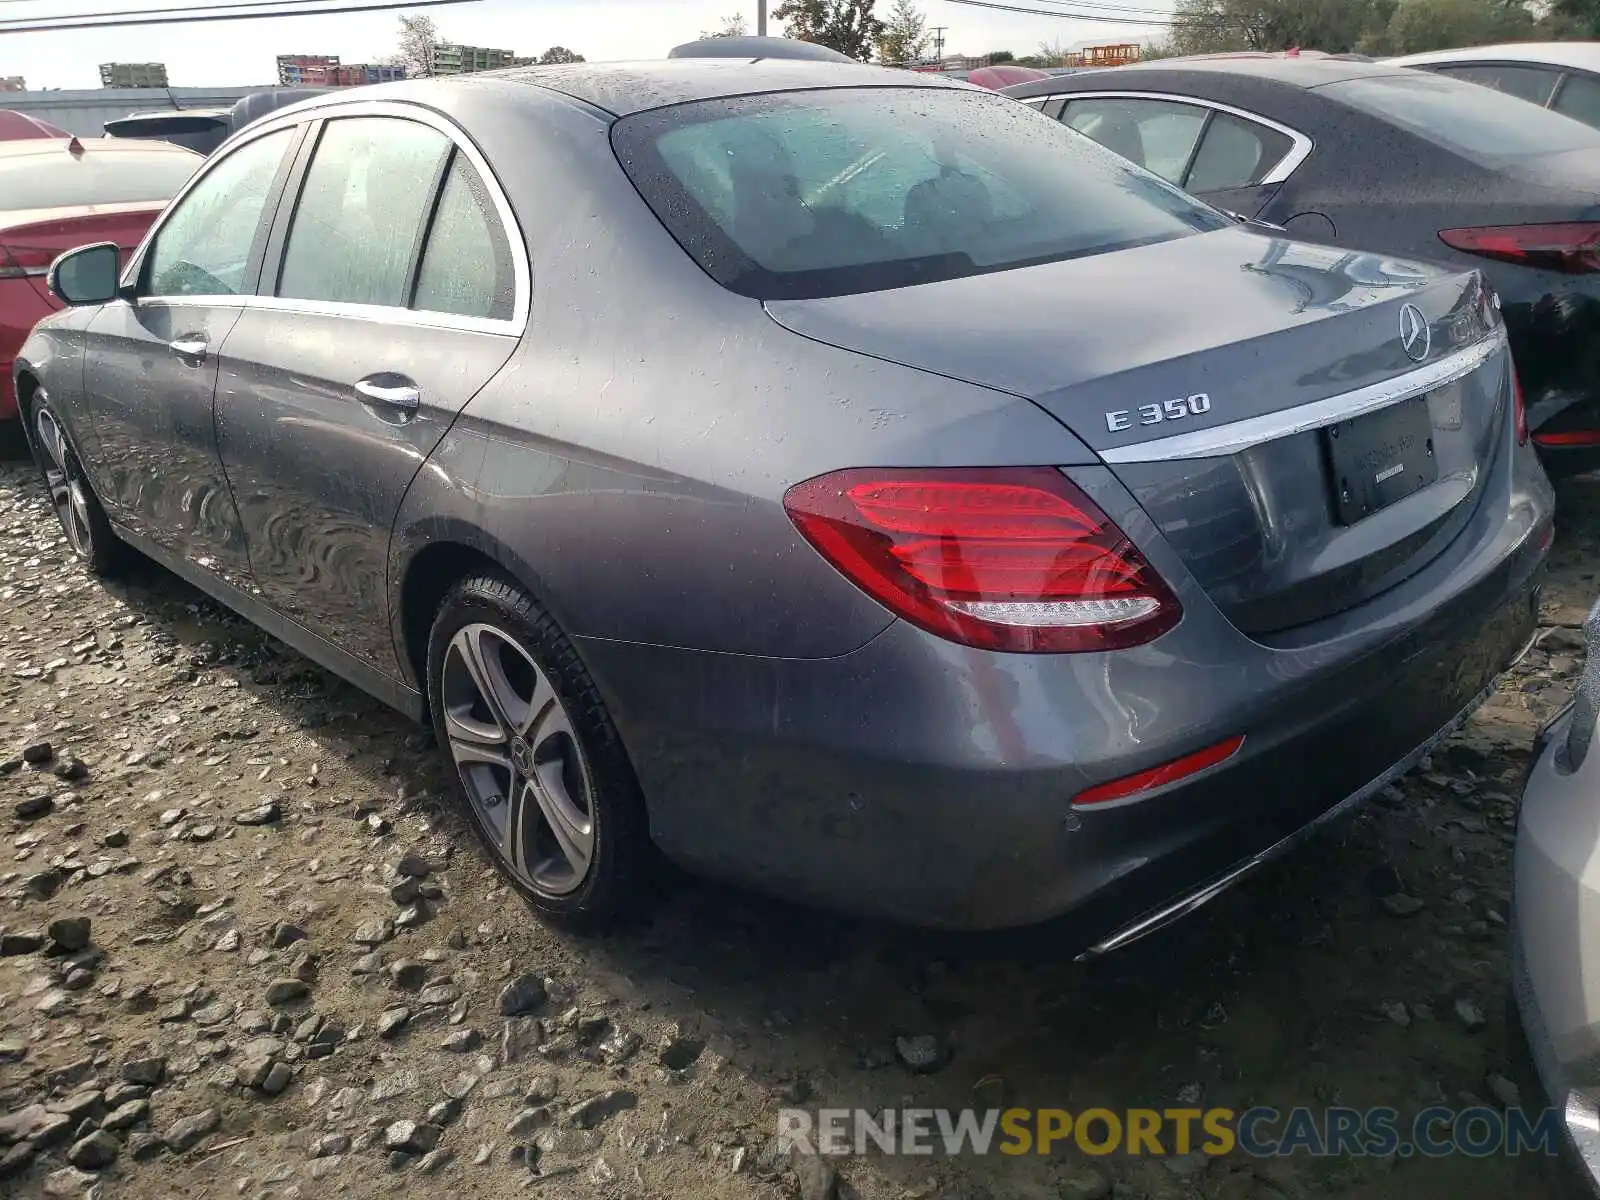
left=1318, top=71, right=1600, bottom=164
left=612, top=87, right=1232, bottom=300
left=0, top=147, right=200, bottom=210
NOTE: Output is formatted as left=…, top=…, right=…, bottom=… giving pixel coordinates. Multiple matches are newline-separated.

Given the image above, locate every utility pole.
left=757, top=0, right=768, bottom=36
left=930, top=26, right=947, bottom=62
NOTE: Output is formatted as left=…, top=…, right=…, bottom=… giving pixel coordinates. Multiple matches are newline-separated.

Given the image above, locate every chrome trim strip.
left=1077, top=673, right=1503, bottom=960
left=1098, top=330, right=1508, bottom=464
left=120, top=97, right=530, bottom=337
left=132, top=293, right=519, bottom=337
left=1044, top=89, right=1314, bottom=185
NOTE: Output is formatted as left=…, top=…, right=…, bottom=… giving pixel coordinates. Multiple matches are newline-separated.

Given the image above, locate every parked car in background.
left=1514, top=595, right=1600, bottom=1198
left=103, top=87, right=331, bottom=156
left=0, top=110, right=72, bottom=141
left=0, top=136, right=200, bottom=453
left=13, top=63, right=1551, bottom=939
left=1003, top=56, right=1600, bottom=474
left=103, top=107, right=234, bottom=155
left=1388, top=41, right=1600, bottom=130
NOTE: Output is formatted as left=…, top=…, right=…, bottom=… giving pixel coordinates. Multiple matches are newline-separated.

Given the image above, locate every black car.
left=104, top=87, right=331, bottom=156
left=1004, top=55, right=1600, bottom=473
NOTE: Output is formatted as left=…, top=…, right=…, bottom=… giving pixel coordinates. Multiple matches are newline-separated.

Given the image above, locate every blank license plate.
left=1323, top=397, right=1437, bottom=525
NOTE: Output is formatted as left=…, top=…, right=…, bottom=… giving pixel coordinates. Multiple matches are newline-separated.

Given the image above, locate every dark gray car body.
left=1003, top=57, right=1600, bottom=471
left=14, top=62, right=1553, bottom=936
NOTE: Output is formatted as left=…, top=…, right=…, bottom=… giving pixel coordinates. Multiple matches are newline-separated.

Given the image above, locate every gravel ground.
left=1, top=454, right=1597, bottom=1200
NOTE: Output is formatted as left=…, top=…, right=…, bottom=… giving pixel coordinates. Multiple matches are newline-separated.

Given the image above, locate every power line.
left=0, top=0, right=457, bottom=26
left=934, top=0, right=1177, bottom=25
left=0, top=0, right=475, bottom=32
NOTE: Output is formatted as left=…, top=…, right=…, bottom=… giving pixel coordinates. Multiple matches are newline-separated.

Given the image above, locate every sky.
left=0, top=0, right=1167, bottom=91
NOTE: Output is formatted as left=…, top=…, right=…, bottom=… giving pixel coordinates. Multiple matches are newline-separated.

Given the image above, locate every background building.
left=0, top=77, right=24, bottom=93
left=276, top=54, right=405, bottom=86
left=99, top=62, right=168, bottom=88
left=429, top=44, right=524, bottom=75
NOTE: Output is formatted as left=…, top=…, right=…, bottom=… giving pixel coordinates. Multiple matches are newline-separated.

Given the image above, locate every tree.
left=988, top=49, right=1016, bottom=62
left=1163, top=0, right=1396, bottom=56
left=539, top=46, right=586, bottom=63
left=1380, top=0, right=1533, bottom=51
left=874, top=0, right=928, bottom=64
left=702, top=13, right=750, bottom=37
left=1547, top=0, right=1600, bottom=36
left=774, top=0, right=884, bottom=60
left=392, top=14, right=441, bottom=78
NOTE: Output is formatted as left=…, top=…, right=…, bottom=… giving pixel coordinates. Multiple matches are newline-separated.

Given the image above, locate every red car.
left=1, top=136, right=201, bottom=452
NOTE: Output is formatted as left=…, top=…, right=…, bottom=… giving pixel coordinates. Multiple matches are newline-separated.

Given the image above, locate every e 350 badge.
left=1105, top=393, right=1212, bottom=434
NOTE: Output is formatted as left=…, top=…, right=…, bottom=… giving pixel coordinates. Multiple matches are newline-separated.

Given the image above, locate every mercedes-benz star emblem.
left=1399, top=303, right=1431, bottom=363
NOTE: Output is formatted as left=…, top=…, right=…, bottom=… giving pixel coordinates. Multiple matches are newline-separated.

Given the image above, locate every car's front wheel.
left=426, top=574, right=652, bottom=926
left=29, top=391, right=128, bottom=577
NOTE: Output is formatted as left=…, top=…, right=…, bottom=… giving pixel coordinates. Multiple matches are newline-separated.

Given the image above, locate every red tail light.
left=783, top=467, right=1182, bottom=653
left=1073, top=735, right=1246, bottom=807
left=1514, top=375, right=1529, bottom=446
left=1533, top=429, right=1600, bottom=447
left=0, top=242, right=54, bottom=280
left=1439, top=222, right=1600, bottom=274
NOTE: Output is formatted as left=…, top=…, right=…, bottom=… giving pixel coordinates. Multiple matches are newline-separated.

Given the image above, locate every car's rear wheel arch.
left=396, top=530, right=592, bottom=712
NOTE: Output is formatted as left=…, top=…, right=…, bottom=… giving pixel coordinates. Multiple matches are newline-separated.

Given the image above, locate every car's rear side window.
left=613, top=87, right=1231, bottom=300
left=0, top=147, right=199, bottom=209
left=1319, top=71, right=1600, bottom=164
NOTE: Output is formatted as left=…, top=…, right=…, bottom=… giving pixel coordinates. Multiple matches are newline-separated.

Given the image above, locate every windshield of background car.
left=1, top=146, right=200, bottom=209
left=1319, top=70, right=1600, bottom=165
left=612, top=86, right=1233, bottom=300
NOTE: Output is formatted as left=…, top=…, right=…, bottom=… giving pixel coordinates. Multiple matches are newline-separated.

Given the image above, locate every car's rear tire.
left=28, top=390, right=130, bottom=578
left=426, top=573, right=652, bottom=927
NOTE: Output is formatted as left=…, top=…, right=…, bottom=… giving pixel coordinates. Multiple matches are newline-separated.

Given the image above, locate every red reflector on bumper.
left=1072, top=735, right=1246, bottom=807
left=1533, top=429, right=1600, bottom=447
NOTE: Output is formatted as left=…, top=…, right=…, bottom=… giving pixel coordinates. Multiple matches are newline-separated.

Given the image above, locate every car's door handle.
left=169, top=336, right=207, bottom=361
left=354, top=378, right=421, bottom=412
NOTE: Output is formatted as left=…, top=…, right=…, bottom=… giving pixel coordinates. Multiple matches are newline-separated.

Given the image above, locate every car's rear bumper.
left=584, top=466, right=1551, bottom=931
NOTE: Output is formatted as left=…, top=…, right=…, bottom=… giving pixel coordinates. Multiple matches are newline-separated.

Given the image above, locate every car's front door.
left=216, top=110, right=522, bottom=675
left=79, top=125, right=301, bottom=586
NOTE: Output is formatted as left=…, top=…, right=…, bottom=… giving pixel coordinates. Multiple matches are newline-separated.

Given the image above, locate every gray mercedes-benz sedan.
left=13, top=61, right=1553, bottom=941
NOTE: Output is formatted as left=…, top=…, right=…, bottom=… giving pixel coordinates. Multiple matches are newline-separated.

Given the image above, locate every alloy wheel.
left=440, top=622, right=596, bottom=896
left=34, top=404, right=95, bottom=561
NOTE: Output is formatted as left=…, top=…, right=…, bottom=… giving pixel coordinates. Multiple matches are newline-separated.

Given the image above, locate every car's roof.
left=1387, top=41, right=1600, bottom=71
left=0, top=136, right=202, bottom=162
left=469, top=57, right=969, bottom=117
left=1001, top=54, right=1409, bottom=99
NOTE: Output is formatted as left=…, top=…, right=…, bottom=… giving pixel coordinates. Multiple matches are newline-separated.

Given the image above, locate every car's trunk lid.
left=765, top=227, right=1511, bottom=636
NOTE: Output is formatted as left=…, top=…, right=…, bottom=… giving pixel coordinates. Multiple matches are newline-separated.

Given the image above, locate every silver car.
left=14, top=61, right=1552, bottom=939
left=1516, top=598, right=1600, bottom=1195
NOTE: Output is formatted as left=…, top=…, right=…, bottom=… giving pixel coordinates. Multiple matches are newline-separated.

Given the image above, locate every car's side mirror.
left=48, top=242, right=122, bottom=306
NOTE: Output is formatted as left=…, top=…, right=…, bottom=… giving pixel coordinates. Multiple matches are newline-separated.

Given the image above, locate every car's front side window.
left=277, top=116, right=451, bottom=307
left=143, top=128, right=294, bottom=299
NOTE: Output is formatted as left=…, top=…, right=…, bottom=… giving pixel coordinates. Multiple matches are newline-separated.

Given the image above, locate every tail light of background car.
left=1439, top=222, right=1600, bottom=274
left=0, top=242, right=53, bottom=280
left=783, top=466, right=1182, bottom=653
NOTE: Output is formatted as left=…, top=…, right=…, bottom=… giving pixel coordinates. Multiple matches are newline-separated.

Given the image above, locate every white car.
left=1388, top=42, right=1600, bottom=129
left=1516, top=594, right=1600, bottom=1195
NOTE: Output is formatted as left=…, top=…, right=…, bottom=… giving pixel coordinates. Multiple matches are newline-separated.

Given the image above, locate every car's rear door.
left=77, top=125, right=301, bottom=586
left=215, top=104, right=524, bottom=676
